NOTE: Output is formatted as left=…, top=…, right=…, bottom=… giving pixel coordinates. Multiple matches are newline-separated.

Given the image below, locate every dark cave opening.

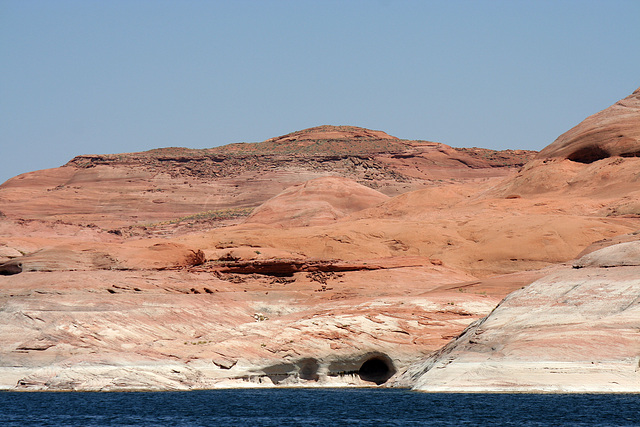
left=566, top=146, right=610, bottom=164
left=0, top=260, right=22, bottom=275
left=298, top=358, right=319, bottom=381
left=358, top=356, right=396, bottom=385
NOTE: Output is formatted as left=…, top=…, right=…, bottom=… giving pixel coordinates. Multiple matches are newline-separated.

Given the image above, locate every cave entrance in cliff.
left=358, top=355, right=396, bottom=385
left=298, top=358, right=319, bottom=381
left=566, top=146, right=610, bottom=164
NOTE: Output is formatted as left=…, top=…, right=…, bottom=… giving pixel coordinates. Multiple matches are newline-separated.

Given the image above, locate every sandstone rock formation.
left=398, top=242, right=640, bottom=392
left=537, top=87, right=640, bottom=163
left=0, top=125, right=537, bottom=390
left=0, top=85, right=639, bottom=393
left=1, top=255, right=513, bottom=390
left=392, top=86, right=640, bottom=392
left=0, top=126, right=534, bottom=229
left=573, top=240, right=640, bottom=268
left=244, top=176, right=390, bottom=227
left=263, top=125, right=399, bottom=146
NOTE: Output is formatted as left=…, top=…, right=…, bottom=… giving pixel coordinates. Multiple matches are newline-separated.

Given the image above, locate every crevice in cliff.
left=191, top=258, right=434, bottom=277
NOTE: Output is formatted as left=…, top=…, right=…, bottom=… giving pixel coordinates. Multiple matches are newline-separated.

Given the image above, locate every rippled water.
left=1, top=388, right=638, bottom=426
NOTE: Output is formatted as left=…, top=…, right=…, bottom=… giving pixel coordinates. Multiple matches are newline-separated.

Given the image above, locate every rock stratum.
left=0, top=90, right=639, bottom=392
left=397, top=242, right=640, bottom=392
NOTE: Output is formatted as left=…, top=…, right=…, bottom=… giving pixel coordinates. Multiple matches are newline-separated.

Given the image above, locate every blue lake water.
left=0, top=388, right=638, bottom=426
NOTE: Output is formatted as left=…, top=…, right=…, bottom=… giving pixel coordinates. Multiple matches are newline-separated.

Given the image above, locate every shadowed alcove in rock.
left=358, top=354, right=396, bottom=385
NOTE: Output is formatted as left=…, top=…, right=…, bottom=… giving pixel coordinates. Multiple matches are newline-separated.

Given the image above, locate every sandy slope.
left=245, top=176, right=390, bottom=227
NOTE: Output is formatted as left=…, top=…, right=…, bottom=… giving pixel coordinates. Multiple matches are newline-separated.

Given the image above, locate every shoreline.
left=1, top=387, right=639, bottom=394
left=2, top=364, right=639, bottom=394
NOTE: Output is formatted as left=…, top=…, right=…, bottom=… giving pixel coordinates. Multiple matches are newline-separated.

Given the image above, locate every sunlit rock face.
left=398, top=241, right=640, bottom=393
left=244, top=176, right=390, bottom=228
left=1, top=93, right=640, bottom=393
left=537, top=87, right=640, bottom=163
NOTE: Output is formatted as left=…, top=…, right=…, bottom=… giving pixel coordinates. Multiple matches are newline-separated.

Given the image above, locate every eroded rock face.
left=0, top=247, right=117, bottom=273
left=398, top=248, right=640, bottom=392
left=573, top=240, right=640, bottom=268
left=0, top=117, right=639, bottom=392
left=490, top=87, right=640, bottom=208
left=0, top=242, right=206, bottom=275
left=537, top=87, right=640, bottom=163
left=0, top=126, right=534, bottom=229
left=244, top=176, right=390, bottom=227
left=0, top=260, right=22, bottom=275
left=263, top=125, right=399, bottom=146
left=0, top=265, right=508, bottom=391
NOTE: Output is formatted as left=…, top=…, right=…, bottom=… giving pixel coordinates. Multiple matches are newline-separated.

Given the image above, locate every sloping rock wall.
left=397, top=243, right=640, bottom=392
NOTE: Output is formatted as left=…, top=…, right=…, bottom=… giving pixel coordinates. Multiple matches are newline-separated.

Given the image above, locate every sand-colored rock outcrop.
left=245, top=176, right=389, bottom=227
left=537, top=87, right=640, bottom=163
left=1, top=98, right=639, bottom=392
left=0, top=259, right=510, bottom=390
left=573, top=240, right=640, bottom=268
left=485, top=88, right=640, bottom=227
left=0, top=125, right=533, bottom=229
left=493, top=155, right=640, bottom=201
left=264, top=125, right=399, bottom=145
left=0, top=240, right=206, bottom=275
left=398, top=242, right=640, bottom=392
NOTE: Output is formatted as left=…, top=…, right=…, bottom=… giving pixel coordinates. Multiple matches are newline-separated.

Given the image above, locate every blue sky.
left=1, top=0, right=639, bottom=184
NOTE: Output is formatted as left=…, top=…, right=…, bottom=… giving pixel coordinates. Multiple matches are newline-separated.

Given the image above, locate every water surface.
left=1, top=388, right=638, bottom=426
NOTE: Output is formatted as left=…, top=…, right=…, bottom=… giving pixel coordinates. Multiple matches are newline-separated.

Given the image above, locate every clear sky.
left=1, top=0, right=639, bottom=184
